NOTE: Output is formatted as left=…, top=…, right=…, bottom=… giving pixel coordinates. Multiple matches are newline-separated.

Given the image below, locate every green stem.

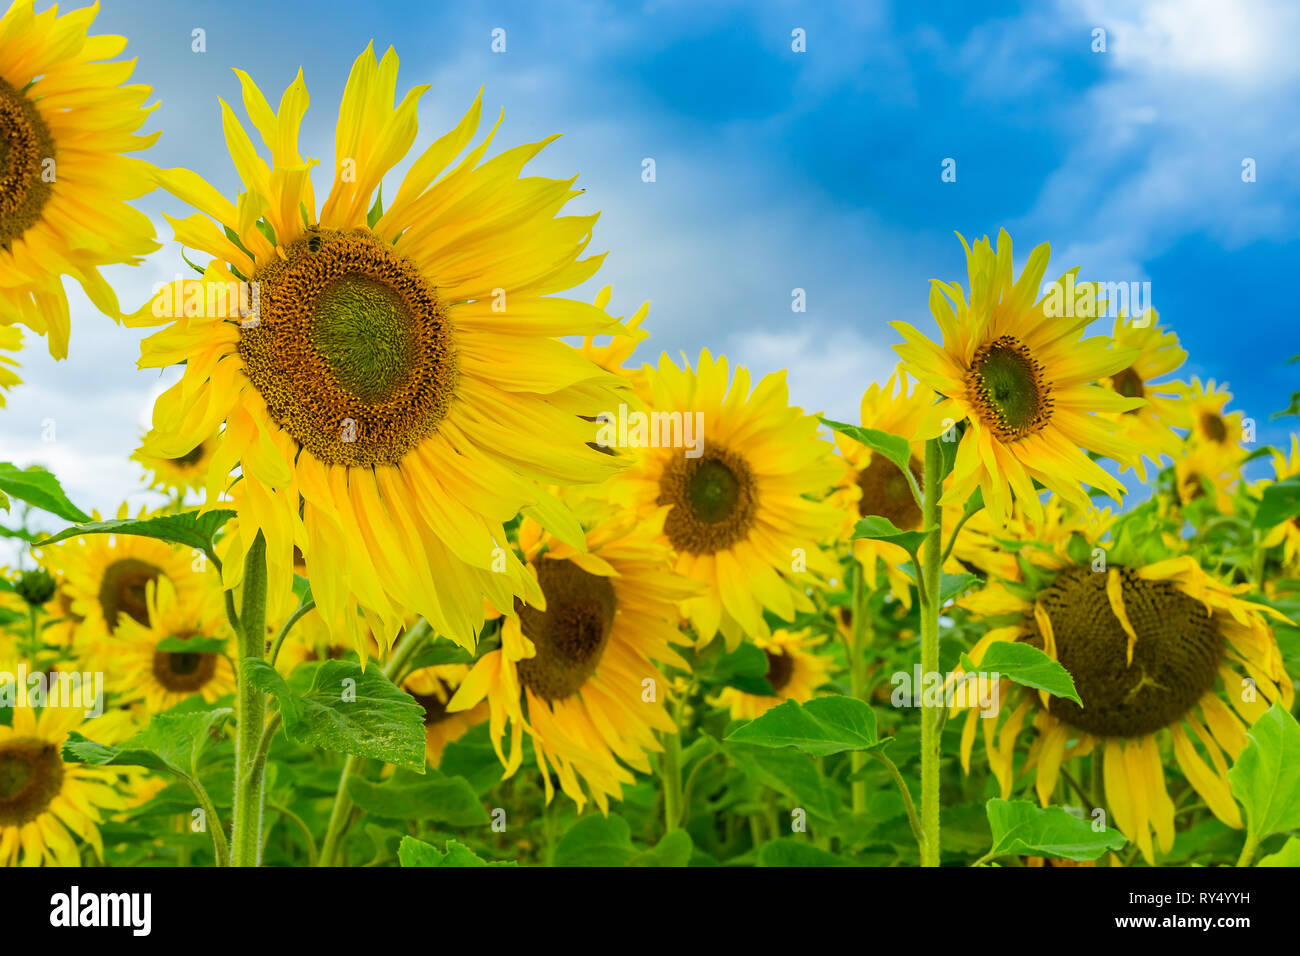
left=317, top=619, right=431, bottom=866
left=266, top=801, right=318, bottom=866
left=1236, top=830, right=1260, bottom=867
left=268, top=598, right=315, bottom=667
left=662, top=685, right=686, bottom=832
left=846, top=564, right=870, bottom=815
left=918, top=437, right=944, bottom=867
left=869, top=750, right=923, bottom=856
left=230, top=532, right=268, bottom=867
left=183, top=772, right=229, bottom=867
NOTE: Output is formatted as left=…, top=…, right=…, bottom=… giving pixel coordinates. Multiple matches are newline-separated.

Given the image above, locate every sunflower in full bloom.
left=1173, top=439, right=1242, bottom=515
left=609, top=350, right=841, bottom=649
left=0, top=680, right=134, bottom=866
left=954, top=521, right=1293, bottom=863
left=449, top=516, right=696, bottom=812
left=402, top=665, right=488, bottom=767
left=131, top=428, right=221, bottom=498
left=1098, top=309, right=1187, bottom=479
left=0, top=0, right=159, bottom=359
left=1261, top=436, right=1300, bottom=572
left=126, top=43, right=627, bottom=657
left=892, top=230, right=1142, bottom=525
left=0, top=322, right=20, bottom=404
left=101, top=575, right=235, bottom=713
left=1181, top=378, right=1247, bottom=452
left=713, top=628, right=833, bottom=721
left=40, top=505, right=211, bottom=646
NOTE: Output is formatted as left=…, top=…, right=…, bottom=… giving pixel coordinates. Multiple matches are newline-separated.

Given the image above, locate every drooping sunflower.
left=41, top=505, right=211, bottom=645
left=1098, top=309, right=1187, bottom=479
left=892, top=230, right=1142, bottom=525
left=608, top=349, right=842, bottom=649
left=448, top=516, right=696, bottom=812
left=0, top=322, right=20, bottom=404
left=127, top=43, right=627, bottom=657
left=713, top=628, right=833, bottom=721
left=0, top=685, right=134, bottom=866
left=131, top=427, right=221, bottom=498
left=100, top=575, right=235, bottom=713
left=954, top=525, right=1293, bottom=863
left=402, top=665, right=489, bottom=767
left=0, top=0, right=158, bottom=359
left=1261, top=436, right=1300, bottom=573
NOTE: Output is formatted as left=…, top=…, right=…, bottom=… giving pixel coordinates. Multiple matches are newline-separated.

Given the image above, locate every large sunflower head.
left=1098, top=309, right=1188, bottom=479
left=126, top=44, right=631, bottom=658
left=892, top=229, right=1143, bottom=525
left=0, top=0, right=159, bottom=359
left=448, top=516, right=696, bottom=812
left=100, top=574, right=235, bottom=713
left=608, top=349, right=842, bottom=650
left=956, top=520, right=1293, bottom=863
left=132, top=428, right=221, bottom=499
left=713, top=628, right=833, bottom=721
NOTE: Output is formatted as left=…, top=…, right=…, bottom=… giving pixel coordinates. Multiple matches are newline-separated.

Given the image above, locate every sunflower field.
left=1, top=0, right=1299, bottom=878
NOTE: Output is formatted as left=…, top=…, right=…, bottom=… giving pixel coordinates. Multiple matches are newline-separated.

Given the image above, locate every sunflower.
left=713, top=628, right=833, bottom=721
left=131, top=427, right=221, bottom=498
left=0, top=681, right=134, bottom=866
left=608, top=349, right=841, bottom=649
left=1261, top=436, right=1300, bottom=571
left=0, top=0, right=158, bottom=359
left=402, top=665, right=488, bottom=767
left=1173, top=439, right=1241, bottom=515
left=42, top=505, right=211, bottom=645
left=0, top=322, right=20, bottom=404
left=1181, top=378, right=1247, bottom=452
left=102, top=575, right=235, bottom=713
left=448, top=516, right=696, bottom=812
left=954, top=528, right=1293, bottom=863
left=892, top=230, right=1142, bottom=525
left=126, top=43, right=627, bottom=658
left=1098, top=309, right=1187, bottom=479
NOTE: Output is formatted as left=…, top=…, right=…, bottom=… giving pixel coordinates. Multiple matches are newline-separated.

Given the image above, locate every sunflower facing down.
left=402, top=665, right=489, bottom=767
left=0, top=0, right=159, bottom=359
left=955, top=545, right=1293, bottom=863
left=131, top=428, right=221, bottom=498
left=609, top=349, right=842, bottom=650
left=714, top=628, right=833, bottom=721
left=448, top=516, right=697, bottom=812
left=127, top=43, right=629, bottom=658
left=1098, top=309, right=1188, bottom=479
left=102, top=575, right=235, bottom=713
left=0, top=683, right=134, bottom=866
left=892, top=230, right=1142, bottom=526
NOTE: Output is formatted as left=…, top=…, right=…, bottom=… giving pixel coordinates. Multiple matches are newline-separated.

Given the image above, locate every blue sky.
left=2, top=0, right=1297, bottom=542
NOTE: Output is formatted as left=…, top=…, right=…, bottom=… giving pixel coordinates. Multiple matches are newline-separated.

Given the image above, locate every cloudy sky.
left=2, top=0, right=1297, bottom=551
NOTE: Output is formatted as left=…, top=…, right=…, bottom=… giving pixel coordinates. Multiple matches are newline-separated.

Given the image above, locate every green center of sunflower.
left=0, top=738, right=64, bottom=827
left=1111, top=367, right=1145, bottom=405
left=966, top=336, right=1052, bottom=442
left=239, top=228, right=457, bottom=467
left=98, top=559, right=162, bottom=633
left=516, top=559, right=617, bottom=702
left=1025, top=566, right=1222, bottom=738
left=0, top=78, right=54, bottom=252
left=152, top=639, right=218, bottom=694
left=856, top=454, right=922, bottom=527
left=764, top=649, right=794, bottom=694
left=170, top=442, right=206, bottom=466
left=658, top=446, right=757, bottom=553
left=1200, top=411, right=1229, bottom=444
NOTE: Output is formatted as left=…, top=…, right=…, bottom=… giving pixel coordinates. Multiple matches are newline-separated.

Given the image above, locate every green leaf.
left=245, top=659, right=426, bottom=772
left=1257, top=836, right=1300, bottom=867
left=35, top=509, right=235, bottom=552
left=398, top=836, right=514, bottom=867
left=724, top=695, right=881, bottom=756
left=0, top=463, right=89, bottom=523
left=63, top=708, right=231, bottom=778
left=821, top=419, right=915, bottom=483
left=346, top=772, right=489, bottom=826
left=630, top=830, right=693, bottom=867
left=983, top=799, right=1126, bottom=862
left=705, top=641, right=776, bottom=695
left=0, top=488, right=8, bottom=511
left=759, top=838, right=853, bottom=867
left=554, top=813, right=638, bottom=866
left=851, top=515, right=934, bottom=554
left=367, top=183, right=384, bottom=229
left=1227, top=703, right=1300, bottom=841
left=1254, top=475, right=1300, bottom=529
left=722, top=741, right=838, bottom=820
left=960, top=641, right=1081, bottom=706
left=406, top=637, right=474, bottom=671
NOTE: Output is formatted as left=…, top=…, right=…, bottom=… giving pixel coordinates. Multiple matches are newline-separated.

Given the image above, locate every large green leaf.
left=245, top=659, right=426, bottom=772
left=63, top=708, right=231, bottom=778
left=0, top=463, right=89, bottom=523
left=345, top=772, right=488, bottom=825
left=553, top=813, right=638, bottom=866
left=703, top=641, right=776, bottom=695
left=851, top=515, right=934, bottom=554
left=759, top=838, right=853, bottom=867
left=722, top=741, right=838, bottom=820
left=960, top=641, right=1081, bottom=706
left=821, top=419, right=915, bottom=481
left=1254, top=475, right=1300, bottom=529
left=724, top=695, right=882, bottom=756
left=982, top=799, right=1126, bottom=862
left=1227, top=703, right=1300, bottom=841
left=1257, top=837, right=1300, bottom=867
left=630, top=830, right=694, bottom=867
left=35, top=509, right=236, bottom=552
left=398, top=836, right=513, bottom=867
